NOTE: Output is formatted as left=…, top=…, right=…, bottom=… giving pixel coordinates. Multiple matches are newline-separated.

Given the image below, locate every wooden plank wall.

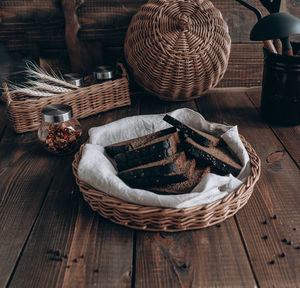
left=0, top=0, right=299, bottom=87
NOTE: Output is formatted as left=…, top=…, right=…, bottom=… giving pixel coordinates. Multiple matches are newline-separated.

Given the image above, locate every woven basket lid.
left=124, top=0, right=231, bottom=101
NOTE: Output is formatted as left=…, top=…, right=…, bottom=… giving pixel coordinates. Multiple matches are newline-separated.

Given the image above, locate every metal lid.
left=63, top=73, right=84, bottom=87
left=93, top=66, right=114, bottom=80
left=41, top=104, right=73, bottom=123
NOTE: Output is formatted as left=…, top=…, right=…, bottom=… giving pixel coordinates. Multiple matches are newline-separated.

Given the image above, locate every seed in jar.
left=69, top=135, right=76, bottom=141
left=42, top=126, right=81, bottom=154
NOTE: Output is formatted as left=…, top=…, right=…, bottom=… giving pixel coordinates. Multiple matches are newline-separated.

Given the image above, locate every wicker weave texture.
left=124, top=0, right=231, bottom=101
left=3, top=63, right=131, bottom=133
left=72, top=135, right=261, bottom=232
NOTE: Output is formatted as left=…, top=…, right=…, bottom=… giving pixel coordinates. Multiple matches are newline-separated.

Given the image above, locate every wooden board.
left=218, top=43, right=264, bottom=88
left=7, top=101, right=140, bottom=288
left=246, top=89, right=300, bottom=168
left=0, top=128, right=61, bottom=287
left=0, top=86, right=299, bottom=287
left=1, top=0, right=298, bottom=45
left=195, top=91, right=300, bottom=287
left=135, top=222, right=256, bottom=288
left=8, top=155, right=134, bottom=288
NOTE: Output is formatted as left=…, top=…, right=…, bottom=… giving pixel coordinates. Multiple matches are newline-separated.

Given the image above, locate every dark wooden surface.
left=0, top=87, right=300, bottom=287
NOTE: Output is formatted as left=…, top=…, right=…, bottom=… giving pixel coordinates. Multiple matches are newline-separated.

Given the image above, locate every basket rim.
left=72, top=135, right=261, bottom=231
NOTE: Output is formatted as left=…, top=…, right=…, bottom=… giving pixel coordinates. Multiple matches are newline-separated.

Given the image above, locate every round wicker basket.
left=72, top=135, right=261, bottom=232
left=124, top=0, right=231, bottom=101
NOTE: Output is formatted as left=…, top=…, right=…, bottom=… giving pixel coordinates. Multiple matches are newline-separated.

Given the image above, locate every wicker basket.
left=72, top=135, right=261, bottom=232
left=2, top=63, right=131, bottom=133
left=124, top=0, right=231, bottom=102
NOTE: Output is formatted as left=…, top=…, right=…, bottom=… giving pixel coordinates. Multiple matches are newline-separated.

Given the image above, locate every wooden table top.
left=0, top=88, right=299, bottom=288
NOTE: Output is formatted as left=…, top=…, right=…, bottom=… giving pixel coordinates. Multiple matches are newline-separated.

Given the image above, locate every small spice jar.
left=63, top=73, right=85, bottom=87
left=92, top=66, right=115, bottom=84
left=38, top=104, right=82, bottom=155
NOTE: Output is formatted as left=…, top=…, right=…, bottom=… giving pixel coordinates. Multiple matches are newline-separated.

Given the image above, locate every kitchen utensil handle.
left=236, top=0, right=262, bottom=20
left=283, top=48, right=293, bottom=56
left=263, top=40, right=277, bottom=54
left=281, top=37, right=293, bottom=56
left=259, top=0, right=281, bottom=14
left=273, top=39, right=282, bottom=54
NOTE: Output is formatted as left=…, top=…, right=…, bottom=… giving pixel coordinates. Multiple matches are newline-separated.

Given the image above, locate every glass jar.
left=38, top=104, right=82, bottom=155
left=63, top=73, right=85, bottom=87
left=92, top=66, right=115, bottom=84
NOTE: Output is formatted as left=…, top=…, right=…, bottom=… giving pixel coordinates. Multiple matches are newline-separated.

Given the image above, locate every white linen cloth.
left=78, top=108, right=250, bottom=208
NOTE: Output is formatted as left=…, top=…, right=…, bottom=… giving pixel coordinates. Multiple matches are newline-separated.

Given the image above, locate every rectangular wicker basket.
left=2, top=62, right=131, bottom=133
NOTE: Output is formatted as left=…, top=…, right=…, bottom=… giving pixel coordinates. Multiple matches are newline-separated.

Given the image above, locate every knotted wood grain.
left=246, top=89, right=300, bottom=168
left=195, top=90, right=300, bottom=287
left=132, top=95, right=257, bottom=287
left=0, top=128, right=61, bottom=288
left=6, top=104, right=140, bottom=288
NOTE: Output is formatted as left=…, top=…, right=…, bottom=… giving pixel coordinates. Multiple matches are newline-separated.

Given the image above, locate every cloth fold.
left=78, top=108, right=250, bottom=208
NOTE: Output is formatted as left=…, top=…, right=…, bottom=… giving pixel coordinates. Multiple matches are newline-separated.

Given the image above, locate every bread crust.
left=184, top=137, right=241, bottom=176
left=105, top=127, right=176, bottom=157
left=118, top=152, right=187, bottom=181
left=114, top=131, right=182, bottom=171
left=163, top=114, right=220, bottom=147
left=148, top=166, right=211, bottom=194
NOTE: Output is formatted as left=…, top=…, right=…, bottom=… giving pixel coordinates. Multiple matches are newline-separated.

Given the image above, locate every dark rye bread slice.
left=148, top=166, right=211, bottom=195
left=118, top=152, right=187, bottom=181
left=122, top=158, right=196, bottom=189
left=184, top=137, right=242, bottom=177
left=105, top=127, right=177, bottom=157
left=114, top=131, right=181, bottom=171
left=116, top=147, right=176, bottom=172
left=123, top=174, right=188, bottom=188
left=163, top=114, right=220, bottom=147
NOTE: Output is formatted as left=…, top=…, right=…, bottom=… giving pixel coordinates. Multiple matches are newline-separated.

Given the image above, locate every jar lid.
left=93, top=66, right=114, bottom=80
left=41, top=104, right=73, bottom=123
left=63, top=73, right=84, bottom=87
